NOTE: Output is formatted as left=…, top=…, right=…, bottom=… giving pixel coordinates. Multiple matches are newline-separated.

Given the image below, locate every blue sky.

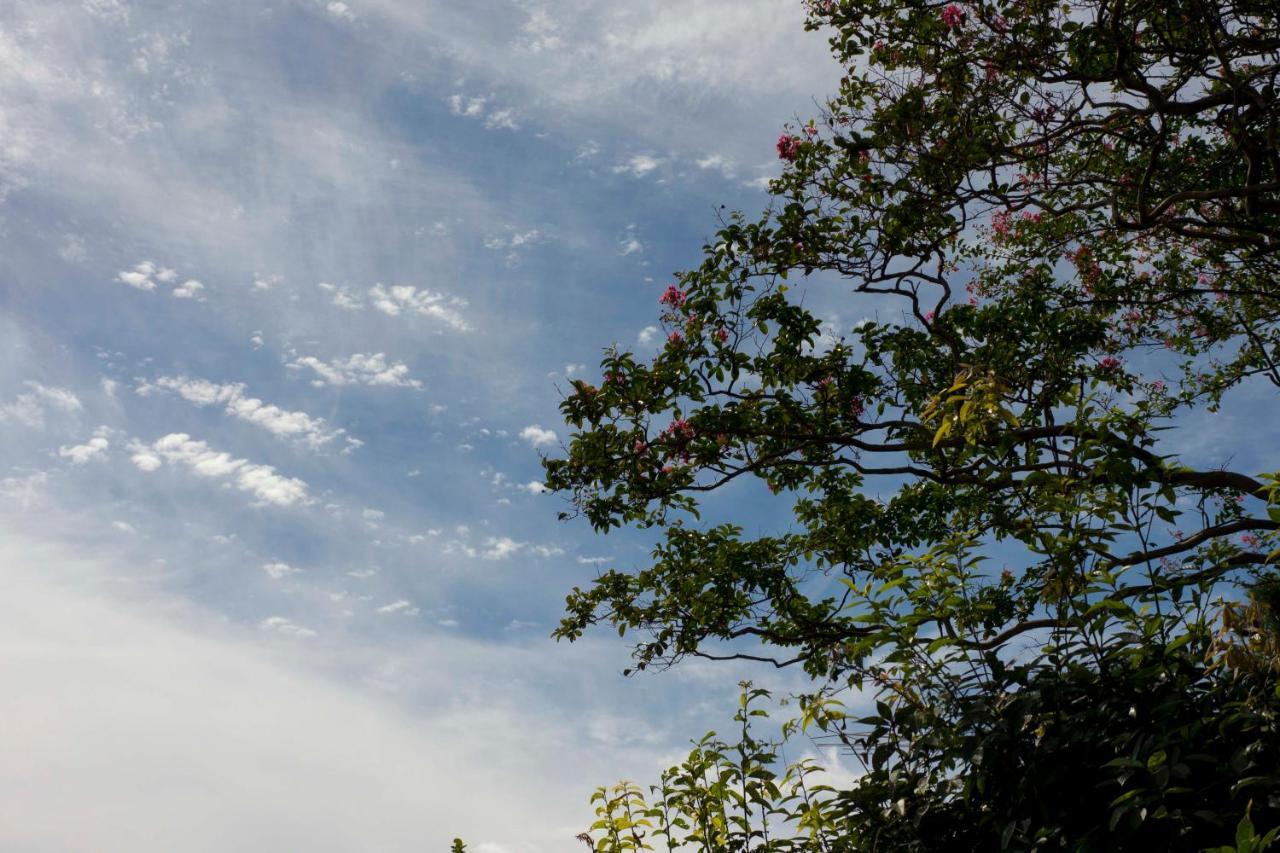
left=0, top=2, right=858, bottom=849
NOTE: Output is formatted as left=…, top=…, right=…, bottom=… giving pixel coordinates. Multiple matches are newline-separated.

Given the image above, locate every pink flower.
left=991, top=209, right=1012, bottom=237
left=659, top=284, right=687, bottom=307
left=716, top=327, right=730, bottom=344
left=1098, top=356, right=1122, bottom=371
left=776, top=134, right=802, bottom=162
left=667, top=330, right=684, bottom=346
left=941, top=4, right=965, bottom=29
left=850, top=396, right=865, bottom=418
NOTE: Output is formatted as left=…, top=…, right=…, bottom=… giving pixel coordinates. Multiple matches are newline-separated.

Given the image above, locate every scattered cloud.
left=519, top=7, right=563, bottom=52
left=637, top=325, right=659, bottom=345
left=518, top=425, right=557, bottom=447
left=318, top=282, right=363, bottom=311
left=376, top=599, right=420, bottom=616
left=262, top=562, right=301, bottom=580
left=136, top=376, right=355, bottom=451
left=288, top=353, right=422, bottom=389
left=612, top=154, right=661, bottom=177
left=368, top=284, right=469, bottom=331
left=480, top=536, right=523, bottom=560
left=0, top=382, right=82, bottom=429
left=115, top=261, right=200, bottom=297
left=129, top=433, right=311, bottom=507
left=171, top=279, right=205, bottom=299
left=695, top=152, right=736, bottom=178
left=323, top=1, right=356, bottom=21
left=518, top=481, right=548, bottom=494
left=447, top=93, right=520, bottom=131
left=0, top=471, right=48, bottom=508
left=58, top=426, right=111, bottom=465
left=259, top=616, right=317, bottom=638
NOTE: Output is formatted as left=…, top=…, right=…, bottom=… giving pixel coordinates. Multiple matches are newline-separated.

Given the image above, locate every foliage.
left=537, top=0, right=1280, bottom=848
left=577, top=685, right=846, bottom=853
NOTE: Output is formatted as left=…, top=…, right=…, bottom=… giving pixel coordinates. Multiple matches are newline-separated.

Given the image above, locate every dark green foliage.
left=537, top=0, right=1280, bottom=848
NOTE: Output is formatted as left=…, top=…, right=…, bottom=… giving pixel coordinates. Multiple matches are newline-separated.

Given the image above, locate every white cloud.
left=111, top=520, right=136, bottom=534
left=448, top=94, right=486, bottom=118
left=480, top=536, right=523, bottom=560
left=58, top=427, right=111, bottom=465
left=115, top=261, right=193, bottom=295
left=136, top=376, right=352, bottom=452
left=82, top=0, right=128, bottom=21
left=288, top=353, right=422, bottom=389
left=448, top=93, right=520, bottom=130
left=519, top=425, right=557, bottom=448
left=259, top=616, right=317, bottom=638
left=612, top=154, right=661, bottom=177
left=483, top=109, right=518, bottom=131
left=0, top=535, right=709, bottom=852
left=520, top=7, right=563, bottom=52
left=262, top=562, right=300, bottom=580
left=696, top=152, right=736, bottom=178
left=253, top=273, right=282, bottom=290
left=619, top=237, right=643, bottom=256
left=368, top=284, right=469, bottom=331
left=376, top=599, right=420, bottom=616
left=115, top=261, right=160, bottom=291
left=171, top=279, right=205, bottom=299
left=0, top=471, right=48, bottom=507
left=324, top=1, right=356, bottom=21
left=0, top=382, right=82, bottom=428
left=637, top=325, right=658, bottom=345
left=318, top=282, right=363, bottom=311
left=577, top=556, right=610, bottom=565
left=518, top=481, right=548, bottom=494
left=129, top=433, right=310, bottom=507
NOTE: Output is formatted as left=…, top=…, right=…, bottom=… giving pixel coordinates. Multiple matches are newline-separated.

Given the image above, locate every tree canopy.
left=539, top=0, right=1280, bottom=848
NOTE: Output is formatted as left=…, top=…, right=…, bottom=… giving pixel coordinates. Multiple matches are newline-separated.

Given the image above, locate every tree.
left=545, top=0, right=1280, bottom=847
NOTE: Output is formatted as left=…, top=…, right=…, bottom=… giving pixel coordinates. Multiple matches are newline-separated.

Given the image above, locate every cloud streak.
left=129, top=433, right=310, bottom=507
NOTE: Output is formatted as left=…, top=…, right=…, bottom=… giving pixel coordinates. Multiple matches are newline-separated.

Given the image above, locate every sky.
left=0, top=1, right=853, bottom=849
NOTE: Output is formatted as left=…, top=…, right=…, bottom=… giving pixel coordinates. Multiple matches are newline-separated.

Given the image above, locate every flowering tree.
left=545, top=0, right=1280, bottom=848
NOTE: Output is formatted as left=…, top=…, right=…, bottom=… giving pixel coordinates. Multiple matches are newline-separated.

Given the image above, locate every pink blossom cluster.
left=941, top=4, right=965, bottom=29
left=991, top=209, right=1012, bottom=238
left=1098, top=356, right=1122, bottom=371
left=659, top=284, right=687, bottom=308
left=777, top=134, right=803, bottom=162
left=659, top=418, right=697, bottom=463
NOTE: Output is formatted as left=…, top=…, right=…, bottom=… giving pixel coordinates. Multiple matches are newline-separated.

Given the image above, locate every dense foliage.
left=538, top=0, right=1280, bottom=848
